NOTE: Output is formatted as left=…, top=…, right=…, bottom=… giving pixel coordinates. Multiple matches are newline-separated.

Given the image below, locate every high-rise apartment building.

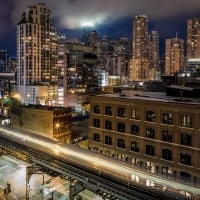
left=16, top=3, right=58, bottom=104
left=187, top=18, right=200, bottom=75
left=130, top=15, right=150, bottom=81
left=187, top=18, right=200, bottom=59
left=165, top=37, right=184, bottom=75
left=132, top=15, right=149, bottom=59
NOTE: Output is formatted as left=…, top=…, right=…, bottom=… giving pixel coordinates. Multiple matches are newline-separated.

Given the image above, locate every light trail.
left=0, top=127, right=200, bottom=198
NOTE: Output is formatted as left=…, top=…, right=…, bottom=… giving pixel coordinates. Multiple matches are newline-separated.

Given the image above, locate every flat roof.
left=96, top=91, right=200, bottom=105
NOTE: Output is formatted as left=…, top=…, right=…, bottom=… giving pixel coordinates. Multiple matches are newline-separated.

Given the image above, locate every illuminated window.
left=162, top=113, right=173, bottom=124
left=146, top=111, right=156, bottom=122
left=146, top=128, right=155, bottom=139
left=181, top=115, right=192, bottom=128
left=131, top=108, right=139, bottom=119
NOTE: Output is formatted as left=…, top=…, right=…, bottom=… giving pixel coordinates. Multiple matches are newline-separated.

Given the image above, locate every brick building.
left=10, top=105, right=72, bottom=143
left=89, top=91, right=200, bottom=184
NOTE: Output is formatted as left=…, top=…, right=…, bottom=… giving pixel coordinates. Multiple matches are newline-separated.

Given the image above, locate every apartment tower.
left=165, top=37, right=184, bottom=75
left=187, top=18, right=200, bottom=75
left=130, top=15, right=150, bottom=81
left=16, top=3, right=58, bottom=104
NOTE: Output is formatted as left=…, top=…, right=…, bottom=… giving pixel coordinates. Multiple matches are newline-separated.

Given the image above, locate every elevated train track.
left=0, top=127, right=199, bottom=200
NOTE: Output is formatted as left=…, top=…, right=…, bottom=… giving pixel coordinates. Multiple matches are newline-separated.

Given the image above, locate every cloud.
left=7, top=0, right=200, bottom=30
left=0, top=0, right=200, bottom=42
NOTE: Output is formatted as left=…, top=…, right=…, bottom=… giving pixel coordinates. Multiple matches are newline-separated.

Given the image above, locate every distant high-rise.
left=130, top=15, right=149, bottom=81
left=132, top=15, right=149, bottom=59
left=16, top=3, right=58, bottom=105
left=17, top=3, right=58, bottom=86
left=82, top=26, right=98, bottom=46
left=187, top=18, right=200, bottom=59
left=149, top=31, right=160, bottom=80
left=187, top=18, right=200, bottom=75
left=0, top=50, right=9, bottom=72
left=165, top=37, right=184, bottom=75
left=149, top=31, right=160, bottom=69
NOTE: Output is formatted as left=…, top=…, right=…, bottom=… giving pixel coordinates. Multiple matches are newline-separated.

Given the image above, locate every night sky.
left=0, top=0, right=200, bottom=57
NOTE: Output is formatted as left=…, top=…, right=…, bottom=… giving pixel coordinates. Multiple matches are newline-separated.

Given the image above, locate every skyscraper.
left=165, top=37, right=184, bottom=75
left=130, top=15, right=150, bottom=81
left=187, top=18, right=200, bottom=75
left=132, top=15, right=149, bottom=59
left=149, top=31, right=160, bottom=80
left=187, top=18, right=200, bottom=59
left=16, top=3, right=58, bottom=104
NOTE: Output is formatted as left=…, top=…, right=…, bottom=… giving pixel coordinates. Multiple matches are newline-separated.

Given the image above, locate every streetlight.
left=50, top=187, right=55, bottom=200
left=55, top=123, right=60, bottom=134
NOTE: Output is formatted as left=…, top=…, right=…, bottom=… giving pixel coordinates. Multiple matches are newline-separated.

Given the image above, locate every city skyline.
left=0, top=0, right=200, bottom=57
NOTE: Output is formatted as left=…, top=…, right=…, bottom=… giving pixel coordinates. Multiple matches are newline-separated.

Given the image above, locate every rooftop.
left=97, top=90, right=200, bottom=106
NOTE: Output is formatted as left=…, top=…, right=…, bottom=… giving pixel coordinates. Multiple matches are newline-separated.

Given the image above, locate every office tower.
left=16, top=3, right=58, bottom=104
left=130, top=15, right=150, bottom=81
left=149, top=31, right=160, bottom=80
left=187, top=18, right=200, bottom=75
left=58, top=39, right=99, bottom=111
left=165, top=37, right=184, bottom=75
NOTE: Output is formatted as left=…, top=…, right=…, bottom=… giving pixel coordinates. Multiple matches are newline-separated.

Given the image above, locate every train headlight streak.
left=0, top=127, right=200, bottom=198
